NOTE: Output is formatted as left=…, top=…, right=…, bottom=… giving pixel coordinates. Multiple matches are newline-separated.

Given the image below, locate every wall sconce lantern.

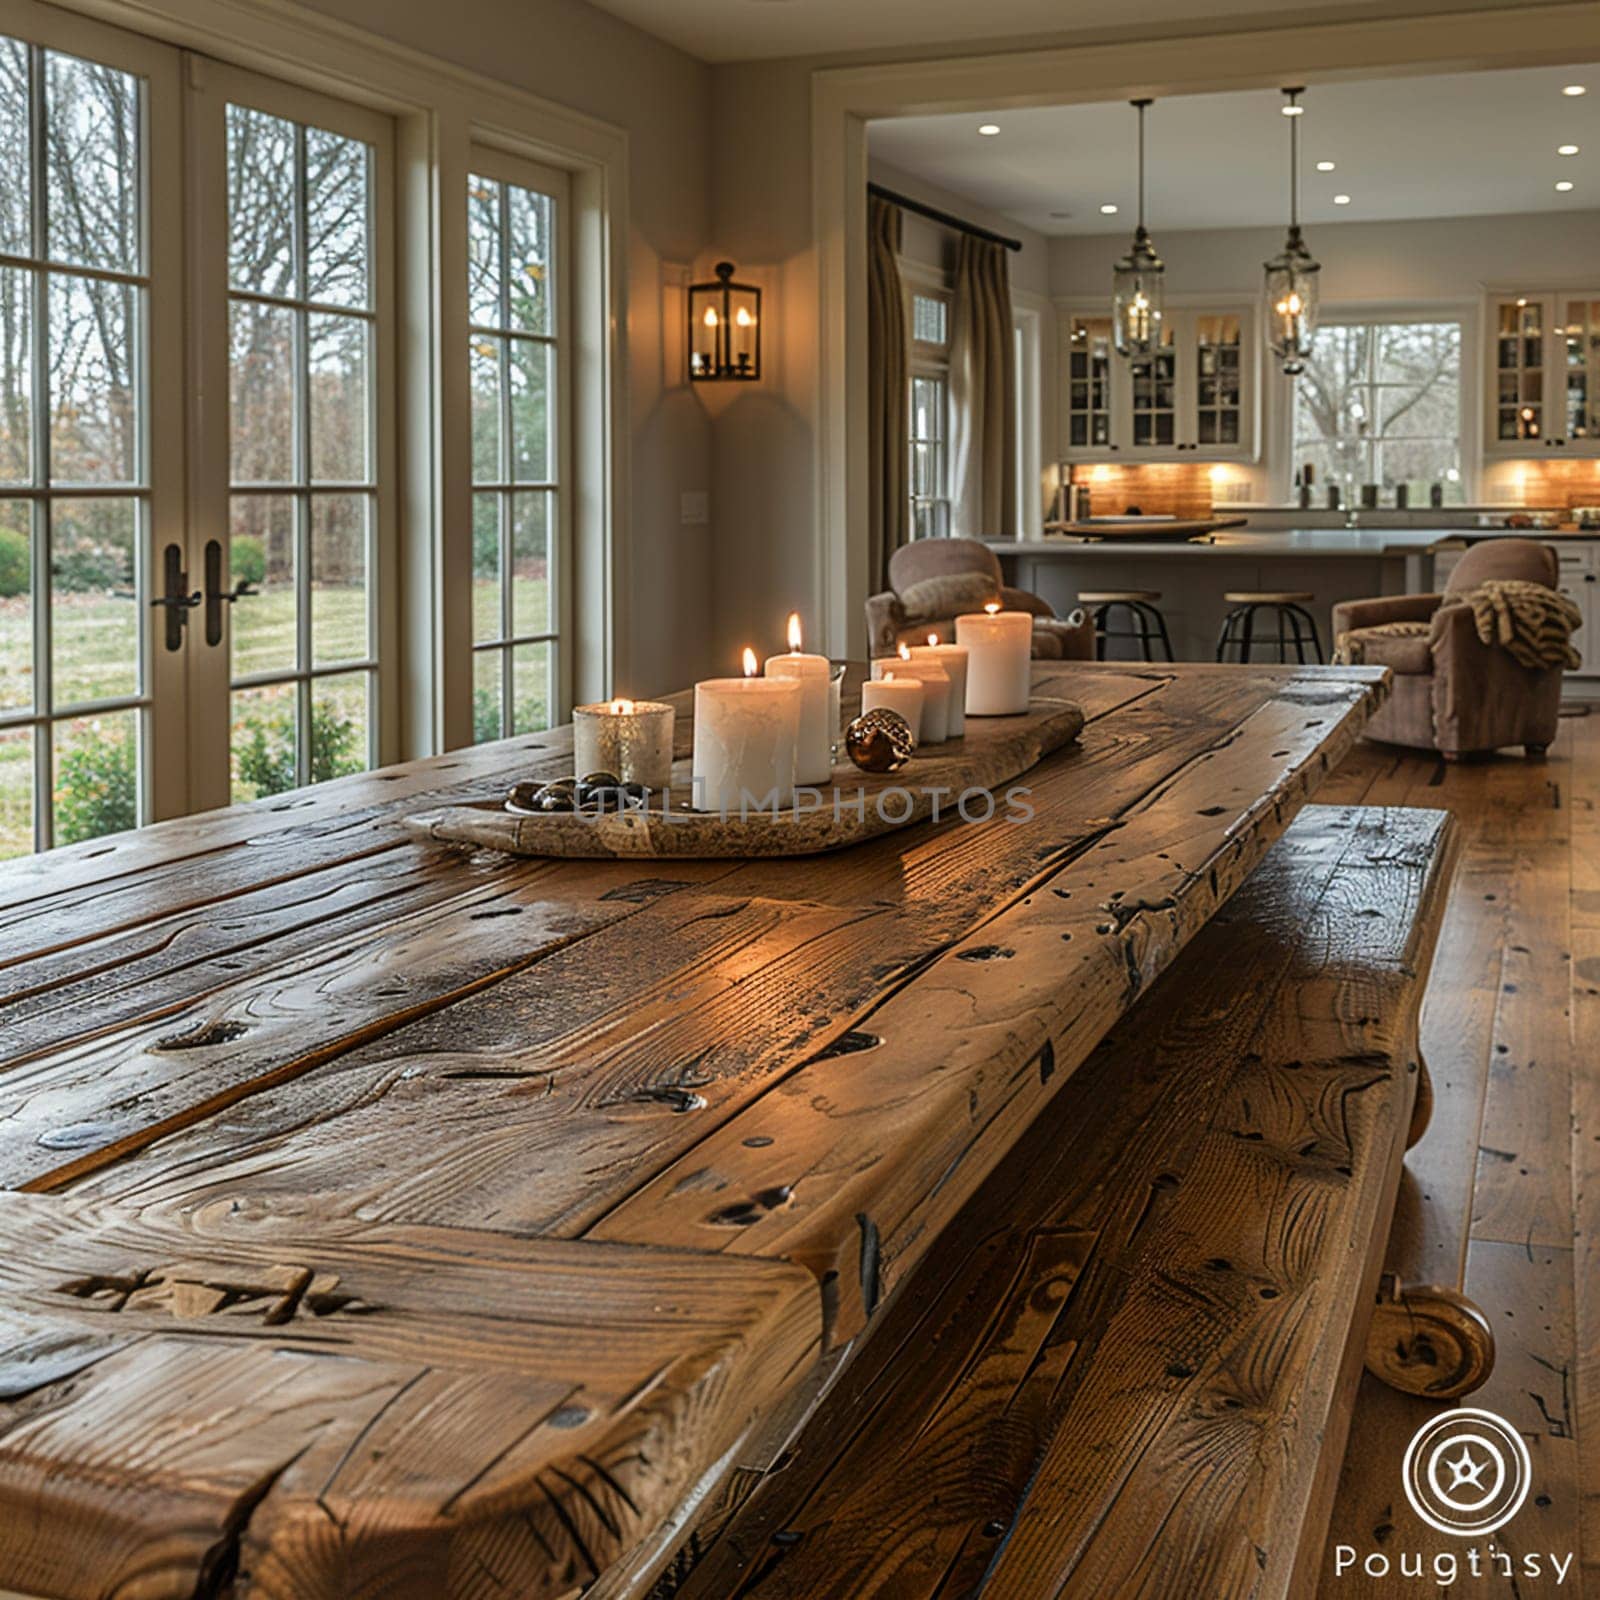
left=689, top=262, right=761, bottom=381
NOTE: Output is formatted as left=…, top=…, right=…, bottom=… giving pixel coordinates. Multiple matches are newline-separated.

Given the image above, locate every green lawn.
left=0, top=578, right=550, bottom=860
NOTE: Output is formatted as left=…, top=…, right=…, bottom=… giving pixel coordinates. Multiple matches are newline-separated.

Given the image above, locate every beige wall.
left=302, top=0, right=717, bottom=692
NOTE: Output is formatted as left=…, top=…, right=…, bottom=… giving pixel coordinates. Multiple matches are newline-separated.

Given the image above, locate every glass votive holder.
left=572, top=698, right=676, bottom=789
left=828, top=661, right=847, bottom=760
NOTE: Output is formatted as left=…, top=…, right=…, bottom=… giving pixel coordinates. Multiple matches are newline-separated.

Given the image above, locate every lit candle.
left=572, top=697, right=675, bottom=788
left=691, top=647, right=801, bottom=812
left=860, top=671, right=923, bottom=743
left=955, top=602, right=1032, bottom=716
left=873, top=643, right=950, bottom=742
left=909, top=634, right=970, bottom=738
left=763, top=612, right=833, bottom=784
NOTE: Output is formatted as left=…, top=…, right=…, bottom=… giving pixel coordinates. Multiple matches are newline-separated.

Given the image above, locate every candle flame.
left=927, top=633, right=939, bottom=646
left=787, top=611, right=803, bottom=651
left=735, top=307, right=755, bottom=328
left=984, top=601, right=1001, bottom=615
left=703, top=307, right=720, bottom=328
left=609, top=697, right=635, bottom=715
left=898, top=643, right=911, bottom=660
left=742, top=646, right=758, bottom=677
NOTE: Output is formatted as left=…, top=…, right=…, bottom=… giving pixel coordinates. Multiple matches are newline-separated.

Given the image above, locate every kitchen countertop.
left=990, top=527, right=1597, bottom=559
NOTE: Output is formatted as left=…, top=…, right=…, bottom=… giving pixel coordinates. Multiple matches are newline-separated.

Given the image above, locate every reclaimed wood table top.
left=0, top=661, right=1387, bottom=1600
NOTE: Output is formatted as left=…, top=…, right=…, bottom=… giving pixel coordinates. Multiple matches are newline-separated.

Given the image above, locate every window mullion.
left=28, top=44, right=52, bottom=851
left=293, top=122, right=313, bottom=787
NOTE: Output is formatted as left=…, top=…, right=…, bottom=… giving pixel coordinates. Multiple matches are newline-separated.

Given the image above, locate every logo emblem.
left=1401, top=1408, right=1531, bottom=1537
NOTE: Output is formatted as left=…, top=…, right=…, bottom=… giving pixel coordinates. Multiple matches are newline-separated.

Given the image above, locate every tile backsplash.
left=1481, top=458, right=1600, bottom=510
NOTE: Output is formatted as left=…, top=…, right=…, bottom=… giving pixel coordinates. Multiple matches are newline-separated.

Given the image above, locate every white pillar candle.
left=860, top=673, right=923, bottom=743
left=872, top=649, right=950, bottom=742
left=763, top=614, right=833, bottom=784
left=572, top=698, right=676, bottom=788
left=692, top=649, right=802, bottom=812
left=907, top=636, right=970, bottom=737
left=956, top=606, right=1033, bottom=716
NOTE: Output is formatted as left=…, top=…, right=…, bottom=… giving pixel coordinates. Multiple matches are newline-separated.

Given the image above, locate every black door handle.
left=152, top=544, right=200, bottom=652
left=203, top=538, right=260, bottom=646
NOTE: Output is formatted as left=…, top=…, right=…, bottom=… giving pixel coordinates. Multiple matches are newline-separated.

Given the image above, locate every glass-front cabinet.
left=1484, top=290, right=1600, bottom=456
left=1058, top=301, right=1257, bottom=462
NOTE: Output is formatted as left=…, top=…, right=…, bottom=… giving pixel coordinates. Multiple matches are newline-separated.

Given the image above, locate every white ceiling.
left=584, top=0, right=1438, bottom=66
left=868, top=66, right=1600, bottom=235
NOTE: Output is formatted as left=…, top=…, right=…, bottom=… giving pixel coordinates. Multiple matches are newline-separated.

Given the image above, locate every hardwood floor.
left=1317, top=709, right=1596, bottom=1597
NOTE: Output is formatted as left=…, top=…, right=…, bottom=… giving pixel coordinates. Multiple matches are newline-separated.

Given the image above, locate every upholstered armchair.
left=1332, top=538, right=1565, bottom=759
left=866, top=537, right=1094, bottom=660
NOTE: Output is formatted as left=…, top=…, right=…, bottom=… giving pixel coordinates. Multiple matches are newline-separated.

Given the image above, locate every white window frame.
left=36, top=0, right=629, bottom=767
left=467, top=146, right=573, bottom=740
left=902, top=259, right=952, bottom=540
left=1272, top=300, right=1480, bottom=505
left=1012, top=294, right=1048, bottom=539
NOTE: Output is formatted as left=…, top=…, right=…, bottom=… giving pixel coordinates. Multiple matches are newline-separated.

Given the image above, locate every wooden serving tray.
left=406, top=695, right=1085, bottom=859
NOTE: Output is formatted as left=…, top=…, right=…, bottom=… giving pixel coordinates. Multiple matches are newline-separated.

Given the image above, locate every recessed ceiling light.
left=1315, top=160, right=1336, bottom=172
left=1556, top=179, right=1576, bottom=192
left=977, top=123, right=1001, bottom=136
left=1558, top=144, right=1580, bottom=156
left=1099, top=203, right=1119, bottom=214
left=1563, top=84, right=1587, bottom=96
left=1333, top=193, right=1352, bottom=205
left=1280, top=103, right=1304, bottom=117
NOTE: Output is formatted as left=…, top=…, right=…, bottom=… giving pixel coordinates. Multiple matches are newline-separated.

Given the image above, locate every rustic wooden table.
left=0, top=662, right=1386, bottom=1600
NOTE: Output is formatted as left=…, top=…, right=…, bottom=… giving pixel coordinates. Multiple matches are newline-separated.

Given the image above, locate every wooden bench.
left=664, top=805, right=1490, bottom=1600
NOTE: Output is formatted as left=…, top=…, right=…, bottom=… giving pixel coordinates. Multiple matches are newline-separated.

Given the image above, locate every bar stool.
left=1079, top=590, right=1175, bottom=662
left=1215, top=591, right=1325, bottom=663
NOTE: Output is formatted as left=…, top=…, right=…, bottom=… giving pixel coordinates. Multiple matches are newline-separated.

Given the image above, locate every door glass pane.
left=49, top=273, right=137, bottom=483
left=227, top=105, right=296, bottom=297
left=230, top=493, right=297, bottom=677
left=0, top=40, right=29, bottom=257
left=471, top=337, right=501, bottom=482
left=51, top=497, right=137, bottom=705
left=467, top=176, right=501, bottom=326
left=473, top=648, right=502, bottom=742
left=0, top=723, right=30, bottom=859
left=305, top=127, right=368, bottom=309
left=512, top=491, right=549, bottom=636
left=311, top=493, right=367, bottom=664
left=507, top=183, right=552, bottom=335
left=52, top=708, right=137, bottom=844
left=312, top=670, right=368, bottom=780
left=0, top=499, right=31, bottom=711
left=44, top=51, right=139, bottom=274
left=232, top=680, right=298, bottom=801
left=231, top=301, right=295, bottom=482
left=510, top=338, right=549, bottom=482
left=308, top=313, right=368, bottom=482
left=0, top=271, right=30, bottom=481
left=473, top=491, right=500, bottom=643
left=510, top=639, right=550, bottom=734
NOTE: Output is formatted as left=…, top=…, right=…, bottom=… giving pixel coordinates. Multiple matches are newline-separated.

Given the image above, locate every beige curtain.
left=950, top=233, right=1016, bottom=539
left=868, top=196, right=909, bottom=590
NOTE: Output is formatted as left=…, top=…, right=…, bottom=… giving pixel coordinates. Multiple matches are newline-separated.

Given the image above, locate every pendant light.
left=1264, top=87, right=1321, bottom=376
left=1112, top=98, right=1164, bottom=368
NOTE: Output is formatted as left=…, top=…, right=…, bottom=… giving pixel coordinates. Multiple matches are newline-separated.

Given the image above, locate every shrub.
left=235, top=698, right=362, bottom=799
left=0, top=526, right=26, bottom=599
left=55, top=723, right=137, bottom=844
left=232, top=534, right=267, bottom=587
left=0, top=528, right=26, bottom=598
left=473, top=686, right=500, bottom=744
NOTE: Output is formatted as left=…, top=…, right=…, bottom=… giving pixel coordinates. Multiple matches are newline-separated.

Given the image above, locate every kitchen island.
left=989, top=528, right=1576, bottom=662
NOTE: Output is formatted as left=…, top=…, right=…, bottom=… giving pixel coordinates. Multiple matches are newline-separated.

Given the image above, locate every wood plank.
left=0, top=1193, right=821, bottom=1600
left=672, top=806, right=1456, bottom=1600
left=590, top=677, right=1387, bottom=1342
left=62, top=672, right=1374, bottom=1252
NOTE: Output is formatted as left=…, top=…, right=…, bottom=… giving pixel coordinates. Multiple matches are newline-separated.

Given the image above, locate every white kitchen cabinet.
left=1058, top=301, right=1259, bottom=464
left=1483, top=291, right=1600, bottom=458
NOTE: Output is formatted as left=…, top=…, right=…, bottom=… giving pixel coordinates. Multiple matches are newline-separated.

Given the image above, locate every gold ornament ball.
left=845, top=708, right=916, bottom=772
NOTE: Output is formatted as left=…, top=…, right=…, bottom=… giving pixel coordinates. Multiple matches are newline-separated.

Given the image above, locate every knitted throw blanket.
left=1334, top=620, right=1429, bottom=665
left=1456, top=579, right=1583, bottom=671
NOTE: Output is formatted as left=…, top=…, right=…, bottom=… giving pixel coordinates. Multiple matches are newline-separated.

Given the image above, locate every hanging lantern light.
left=1112, top=98, right=1164, bottom=368
left=1264, top=87, right=1321, bottom=377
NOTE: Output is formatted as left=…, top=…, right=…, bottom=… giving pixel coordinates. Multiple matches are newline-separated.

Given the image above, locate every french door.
left=0, top=2, right=395, bottom=858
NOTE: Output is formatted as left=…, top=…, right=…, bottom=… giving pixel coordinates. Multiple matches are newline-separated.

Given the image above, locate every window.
left=468, top=156, right=569, bottom=742
left=224, top=92, right=388, bottom=801
left=908, top=284, right=951, bottom=539
left=1292, top=320, right=1464, bottom=503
